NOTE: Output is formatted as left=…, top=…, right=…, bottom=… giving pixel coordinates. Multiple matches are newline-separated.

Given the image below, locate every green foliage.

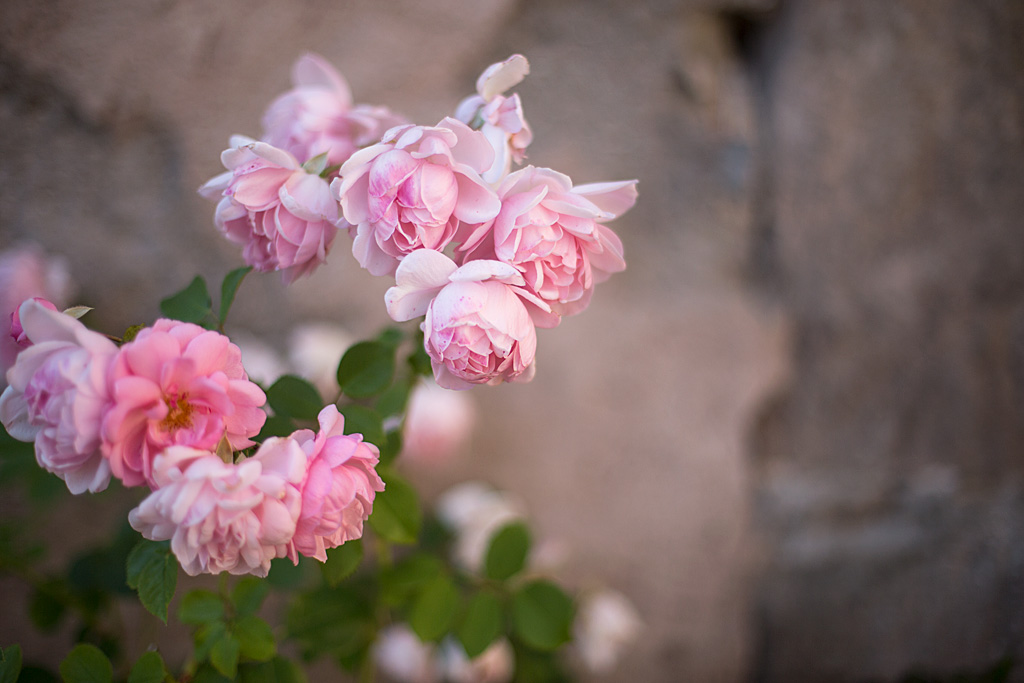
left=337, top=341, right=396, bottom=399
left=368, top=472, right=421, bottom=544
left=409, top=573, right=460, bottom=642
left=458, top=590, right=503, bottom=658
left=179, top=590, right=225, bottom=625
left=127, top=652, right=168, bottom=683
left=238, top=657, right=308, bottom=683
left=266, top=375, right=322, bottom=421
left=321, top=540, right=363, bottom=587
left=379, top=554, right=444, bottom=606
left=286, top=581, right=375, bottom=662
left=511, top=580, right=574, bottom=652
left=484, top=522, right=531, bottom=582
left=59, top=644, right=112, bottom=683
left=231, top=577, right=270, bottom=618
left=337, top=405, right=384, bottom=448
left=125, top=540, right=177, bottom=623
left=159, top=276, right=213, bottom=326
left=209, top=634, right=241, bottom=679
left=0, top=645, right=22, bottom=683
left=219, top=266, right=253, bottom=327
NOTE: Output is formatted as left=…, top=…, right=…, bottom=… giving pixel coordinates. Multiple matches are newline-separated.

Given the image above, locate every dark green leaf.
left=159, top=276, right=213, bottom=325
left=238, top=657, right=307, bottom=683
left=374, top=377, right=413, bottom=420
left=0, top=645, right=22, bottom=683
left=512, top=644, right=572, bottom=683
left=232, top=615, right=275, bottom=662
left=368, top=472, right=421, bottom=544
left=322, top=540, right=363, bottom=587
left=459, top=590, right=503, bottom=658
left=337, top=341, right=395, bottom=399
left=407, top=338, right=432, bottom=377
left=190, top=664, right=232, bottom=683
left=210, top=634, right=241, bottom=679
left=378, top=429, right=402, bottom=468
left=409, top=573, right=460, bottom=642
left=376, top=327, right=404, bottom=348
left=266, top=376, right=322, bottom=421
left=379, top=554, right=443, bottom=606
left=511, top=581, right=574, bottom=652
left=29, top=583, right=66, bottom=632
left=267, top=556, right=306, bottom=589
left=179, top=589, right=225, bottom=625
left=257, top=414, right=295, bottom=440
left=484, top=522, right=531, bottom=582
left=194, top=621, right=228, bottom=662
left=286, top=582, right=374, bottom=660
left=127, top=652, right=167, bottom=683
left=219, top=266, right=253, bottom=326
left=59, top=644, right=112, bottom=683
left=126, top=540, right=177, bottom=623
left=337, top=405, right=384, bottom=448
left=232, top=577, right=270, bottom=617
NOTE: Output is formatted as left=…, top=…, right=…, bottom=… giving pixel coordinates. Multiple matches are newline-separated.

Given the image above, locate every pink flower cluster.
left=0, top=300, right=382, bottom=576
left=201, top=53, right=638, bottom=390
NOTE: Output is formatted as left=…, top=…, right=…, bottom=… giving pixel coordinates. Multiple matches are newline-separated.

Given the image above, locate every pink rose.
left=288, top=405, right=384, bottom=562
left=199, top=138, right=342, bottom=283
left=102, top=319, right=267, bottom=488
left=331, top=118, right=501, bottom=276
left=460, top=167, right=637, bottom=317
left=0, top=299, right=117, bottom=494
left=262, top=53, right=406, bottom=167
left=454, top=54, right=533, bottom=184
left=0, top=244, right=73, bottom=386
left=402, top=380, right=475, bottom=463
left=385, top=250, right=556, bottom=390
left=10, top=297, right=59, bottom=347
left=128, top=440, right=307, bottom=577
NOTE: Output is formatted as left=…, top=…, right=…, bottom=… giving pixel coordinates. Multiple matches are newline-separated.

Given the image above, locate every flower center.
left=160, top=393, right=194, bottom=431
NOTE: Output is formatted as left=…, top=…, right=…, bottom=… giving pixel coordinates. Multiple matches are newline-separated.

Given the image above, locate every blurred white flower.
left=439, top=638, right=514, bottom=683
left=374, top=624, right=440, bottom=683
left=435, top=482, right=525, bottom=573
left=287, top=322, right=354, bottom=397
left=572, top=588, right=643, bottom=675
left=403, top=379, right=476, bottom=464
left=231, top=331, right=288, bottom=388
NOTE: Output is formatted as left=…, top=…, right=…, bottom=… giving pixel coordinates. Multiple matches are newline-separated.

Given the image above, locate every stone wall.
left=1, top=0, right=1021, bottom=681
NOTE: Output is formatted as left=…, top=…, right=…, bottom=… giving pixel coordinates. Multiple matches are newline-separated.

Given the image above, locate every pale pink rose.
left=459, top=166, right=637, bottom=317
left=10, top=297, right=59, bottom=347
left=288, top=405, right=384, bottom=562
left=0, top=244, right=73, bottom=387
left=0, top=300, right=117, bottom=494
left=402, top=379, right=475, bottom=464
left=199, top=138, right=342, bottom=283
left=385, top=250, right=557, bottom=390
left=572, top=588, right=643, bottom=674
left=128, top=440, right=307, bottom=577
left=331, top=118, right=501, bottom=276
left=102, top=319, right=267, bottom=488
left=439, top=638, right=514, bottom=683
left=454, top=54, right=533, bottom=184
left=373, top=625, right=441, bottom=683
left=262, top=53, right=406, bottom=167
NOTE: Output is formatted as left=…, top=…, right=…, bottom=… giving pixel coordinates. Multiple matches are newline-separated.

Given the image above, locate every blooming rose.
left=102, top=319, right=267, bottom=488
left=0, top=245, right=73, bottom=387
left=385, top=250, right=557, bottom=389
left=0, top=299, right=117, bottom=494
left=454, top=54, right=533, bottom=184
left=332, top=118, right=501, bottom=276
left=459, top=166, right=637, bottom=317
left=128, top=439, right=307, bottom=576
left=262, top=53, right=406, bottom=167
left=199, top=138, right=342, bottom=283
left=288, top=405, right=384, bottom=562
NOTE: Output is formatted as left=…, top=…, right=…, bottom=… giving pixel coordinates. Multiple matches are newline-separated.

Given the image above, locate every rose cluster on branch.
left=201, top=53, right=637, bottom=389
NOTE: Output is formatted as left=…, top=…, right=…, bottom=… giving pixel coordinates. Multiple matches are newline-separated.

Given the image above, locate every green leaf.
left=219, top=266, right=253, bottom=326
left=267, top=557, right=305, bottom=589
left=336, top=341, right=395, bottom=399
left=238, top=657, right=307, bottom=683
left=379, top=554, right=443, bottom=606
left=127, top=652, right=167, bottom=683
left=286, top=582, right=374, bottom=660
left=159, top=276, right=213, bottom=325
left=322, top=540, right=363, bottom=587
left=459, top=590, right=503, bottom=658
left=29, top=583, right=66, bottom=632
left=232, top=615, right=276, bottom=662
left=0, top=645, right=22, bottom=683
left=194, top=621, right=228, bottom=662
left=368, top=472, right=421, bottom=544
left=484, top=522, right=531, bottom=582
left=511, top=580, right=574, bottom=652
left=409, top=573, right=460, bottom=643
left=266, top=376, right=322, bottom=421
left=179, top=589, right=225, bottom=625
left=59, top=644, right=112, bottom=683
left=301, top=152, right=329, bottom=176
left=378, top=429, right=402, bottom=468
left=256, top=414, right=295, bottom=440
left=407, top=338, right=432, bottom=377
left=232, top=576, right=270, bottom=617
left=210, top=634, right=241, bottom=679
left=190, top=664, right=231, bottom=683
left=337, top=405, right=384, bottom=448
left=126, top=540, right=177, bottom=623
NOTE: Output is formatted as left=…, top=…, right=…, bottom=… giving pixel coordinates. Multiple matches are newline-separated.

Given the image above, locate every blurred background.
left=1, top=0, right=1022, bottom=681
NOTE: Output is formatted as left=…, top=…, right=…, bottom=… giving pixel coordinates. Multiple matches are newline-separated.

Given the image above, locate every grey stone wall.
left=1, top=0, right=1022, bottom=681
